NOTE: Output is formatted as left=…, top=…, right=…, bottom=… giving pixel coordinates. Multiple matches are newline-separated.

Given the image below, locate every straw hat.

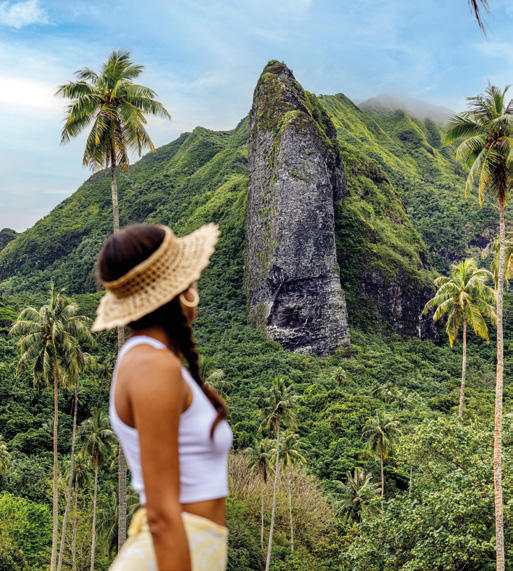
left=91, top=223, right=219, bottom=332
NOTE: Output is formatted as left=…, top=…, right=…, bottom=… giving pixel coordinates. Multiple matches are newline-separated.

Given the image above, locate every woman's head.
left=97, top=223, right=166, bottom=284
left=92, top=222, right=219, bottom=332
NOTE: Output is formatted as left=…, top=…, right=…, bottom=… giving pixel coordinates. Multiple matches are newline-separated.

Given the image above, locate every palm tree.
left=424, top=259, right=496, bottom=422
left=10, top=284, right=93, bottom=571
left=259, top=377, right=298, bottom=571
left=80, top=411, right=115, bottom=571
left=334, top=468, right=380, bottom=524
left=96, top=353, right=117, bottom=389
left=362, top=411, right=400, bottom=511
left=57, top=52, right=171, bottom=547
left=56, top=49, right=171, bottom=233
left=0, top=436, right=10, bottom=485
left=246, top=438, right=275, bottom=548
left=444, top=86, right=513, bottom=569
left=274, top=431, right=306, bottom=552
left=199, top=356, right=229, bottom=397
left=58, top=355, right=95, bottom=571
left=370, top=381, right=406, bottom=404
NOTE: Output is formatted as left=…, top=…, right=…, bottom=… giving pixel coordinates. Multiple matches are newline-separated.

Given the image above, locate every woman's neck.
left=130, top=326, right=179, bottom=355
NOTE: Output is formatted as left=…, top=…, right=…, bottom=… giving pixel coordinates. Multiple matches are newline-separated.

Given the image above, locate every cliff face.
left=357, top=270, right=439, bottom=340
left=245, top=61, right=350, bottom=356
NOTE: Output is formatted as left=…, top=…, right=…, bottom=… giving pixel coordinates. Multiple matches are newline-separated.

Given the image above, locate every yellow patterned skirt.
left=109, top=508, right=228, bottom=571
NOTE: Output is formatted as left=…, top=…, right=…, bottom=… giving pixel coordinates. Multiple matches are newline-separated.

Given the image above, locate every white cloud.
left=0, top=74, right=62, bottom=113
left=0, top=0, right=48, bottom=28
left=474, top=41, right=513, bottom=64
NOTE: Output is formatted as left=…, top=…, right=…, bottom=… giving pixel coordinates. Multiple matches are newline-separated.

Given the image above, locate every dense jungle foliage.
left=0, top=76, right=511, bottom=569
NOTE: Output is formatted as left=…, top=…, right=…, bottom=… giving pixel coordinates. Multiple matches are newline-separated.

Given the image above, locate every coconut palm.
left=56, top=50, right=171, bottom=233
left=362, top=412, right=400, bottom=510
left=424, top=259, right=496, bottom=422
left=259, top=377, right=298, bottom=571
left=246, top=438, right=275, bottom=548
left=273, top=431, right=306, bottom=552
left=334, top=468, right=380, bottom=524
left=444, top=86, right=513, bottom=569
left=96, top=353, right=117, bottom=389
left=370, top=381, right=406, bottom=404
left=57, top=52, right=171, bottom=546
left=58, top=355, right=95, bottom=571
left=199, top=356, right=229, bottom=397
left=80, top=411, right=115, bottom=571
left=10, top=284, right=93, bottom=571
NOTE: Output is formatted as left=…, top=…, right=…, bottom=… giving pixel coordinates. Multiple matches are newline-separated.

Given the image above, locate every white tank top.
left=109, top=336, right=232, bottom=505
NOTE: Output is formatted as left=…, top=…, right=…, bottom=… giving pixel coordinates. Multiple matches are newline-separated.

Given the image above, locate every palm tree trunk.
left=118, top=446, right=127, bottom=549
left=72, top=491, right=78, bottom=571
left=90, top=463, right=98, bottom=571
left=265, top=423, right=280, bottom=571
left=110, top=147, right=128, bottom=550
left=57, top=380, right=79, bottom=571
left=111, top=151, right=120, bottom=233
left=380, top=449, right=384, bottom=517
left=51, top=363, right=59, bottom=571
left=287, top=465, right=294, bottom=552
left=459, top=315, right=467, bottom=423
left=494, top=198, right=506, bottom=571
left=260, top=476, right=264, bottom=548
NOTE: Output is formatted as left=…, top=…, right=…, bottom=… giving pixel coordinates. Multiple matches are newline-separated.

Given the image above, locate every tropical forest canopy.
left=0, top=75, right=511, bottom=570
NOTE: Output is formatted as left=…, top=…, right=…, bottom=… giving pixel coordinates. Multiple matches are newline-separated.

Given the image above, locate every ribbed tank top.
left=109, top=336, right=232, bottom=505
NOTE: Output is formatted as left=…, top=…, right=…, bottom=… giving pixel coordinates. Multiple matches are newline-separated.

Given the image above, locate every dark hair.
left=97, top=224, right=228, bottom=437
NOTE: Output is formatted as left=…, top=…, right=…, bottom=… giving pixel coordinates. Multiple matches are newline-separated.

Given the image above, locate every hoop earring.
left=179, top=288, right=199, bottom=308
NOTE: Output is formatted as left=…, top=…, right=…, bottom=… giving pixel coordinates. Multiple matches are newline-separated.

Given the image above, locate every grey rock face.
left=245, top=61, right=350, bottom=355
left=357, top=270, right=439, bottom=342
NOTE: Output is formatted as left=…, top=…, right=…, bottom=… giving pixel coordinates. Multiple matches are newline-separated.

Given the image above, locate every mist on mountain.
left=358, top=93, right=454, bottom=123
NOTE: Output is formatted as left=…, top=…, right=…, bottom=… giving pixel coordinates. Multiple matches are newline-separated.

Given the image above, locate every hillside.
left=0, top=62, right=512, bottom=570
left=1, top=77, right=509, bottom=329
left=321, top=94, right=509, bottom=269
left=0, top=75, right=495, bottom=337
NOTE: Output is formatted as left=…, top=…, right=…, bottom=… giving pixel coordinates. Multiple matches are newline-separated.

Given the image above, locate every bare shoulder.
left=118, top=344, right=185, bottom=402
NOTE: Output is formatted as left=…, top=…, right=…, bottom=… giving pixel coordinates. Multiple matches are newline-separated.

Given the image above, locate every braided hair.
left=97, top=224, right=228, bottom=437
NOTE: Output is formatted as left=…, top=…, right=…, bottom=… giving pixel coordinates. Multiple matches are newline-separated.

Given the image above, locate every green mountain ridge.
left=0, top=64, right=512, bottom=569
left=0, top=81, right=509, bottom=334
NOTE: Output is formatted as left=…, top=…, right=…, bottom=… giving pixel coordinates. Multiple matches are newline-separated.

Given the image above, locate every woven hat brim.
left=91, top=223, right=219, bottom=332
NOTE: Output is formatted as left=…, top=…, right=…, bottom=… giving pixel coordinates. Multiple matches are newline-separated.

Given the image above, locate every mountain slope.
left=0, top=71, right=509, bottom=337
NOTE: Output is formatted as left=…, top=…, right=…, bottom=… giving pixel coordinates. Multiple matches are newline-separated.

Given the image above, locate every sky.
left=1, top=0, right=513, bottom=232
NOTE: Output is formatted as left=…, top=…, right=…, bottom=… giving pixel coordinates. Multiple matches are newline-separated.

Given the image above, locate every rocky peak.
left=245, top=61, right=350, bottom=356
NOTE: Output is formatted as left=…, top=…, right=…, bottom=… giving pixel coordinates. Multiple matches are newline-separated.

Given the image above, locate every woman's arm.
left=125, top=348, right=191, bottom=570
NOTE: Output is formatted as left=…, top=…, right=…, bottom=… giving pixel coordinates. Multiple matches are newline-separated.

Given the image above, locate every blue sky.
left=1, top=0, right=513, bottom=231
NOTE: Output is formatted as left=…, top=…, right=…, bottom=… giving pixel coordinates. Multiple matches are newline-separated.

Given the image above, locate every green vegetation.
left=342, top=418, right=513, bottom=570
left=444, top=85, right=513, bottom=569
left=0, top=68, right=511, bottom=569
left=10, top=285, right=93, bottom=571
left=424, top=259, right=496, bottom=421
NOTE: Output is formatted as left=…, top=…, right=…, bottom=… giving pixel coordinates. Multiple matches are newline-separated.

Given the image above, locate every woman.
left=91, top=222, right=232, bottom=571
